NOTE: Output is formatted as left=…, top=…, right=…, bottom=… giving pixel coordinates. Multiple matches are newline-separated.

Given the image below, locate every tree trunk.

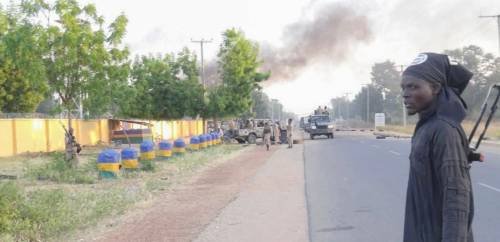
left=65, top=109, right=78, bottom=167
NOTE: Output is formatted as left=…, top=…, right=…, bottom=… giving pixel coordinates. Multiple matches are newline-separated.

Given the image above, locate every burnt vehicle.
left=305, top=115, right=334, bottom=139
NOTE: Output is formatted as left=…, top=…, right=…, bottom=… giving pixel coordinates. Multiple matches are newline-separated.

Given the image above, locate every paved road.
left=304, top=131, right=500, bottom=242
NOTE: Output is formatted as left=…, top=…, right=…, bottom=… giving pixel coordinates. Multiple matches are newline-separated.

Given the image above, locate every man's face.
left=401, top=76, right=438, bottom=115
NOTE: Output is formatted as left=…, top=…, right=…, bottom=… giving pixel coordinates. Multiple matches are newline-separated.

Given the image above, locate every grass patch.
left=462, top=121, right=500, bottom=140
left=0, top=181, right=144, bottom=241
left=162, top=145, right=242, bottom=174
left=139, top=159, right=157, bottom=172
left=25, top=153, right=97, bottom=184
left=1, top=144, right=243, bottom=241
left=145, top=178, right=170, bottom=192
left=383, top=125, right=415, bottom=135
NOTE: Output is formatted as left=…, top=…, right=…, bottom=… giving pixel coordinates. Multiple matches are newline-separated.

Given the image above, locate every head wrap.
left=404, top=53, right=473, bottom=124
left=402, top=52, right=473, bottom=95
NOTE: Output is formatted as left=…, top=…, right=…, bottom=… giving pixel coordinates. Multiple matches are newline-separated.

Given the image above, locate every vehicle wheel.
left=310, top=134, right=314, bottom=140
left=248, top=134, right=257, bottom=144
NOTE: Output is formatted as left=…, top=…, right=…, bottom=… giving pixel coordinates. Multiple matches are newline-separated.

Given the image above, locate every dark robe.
left=403, top=87, right=474, bottom=242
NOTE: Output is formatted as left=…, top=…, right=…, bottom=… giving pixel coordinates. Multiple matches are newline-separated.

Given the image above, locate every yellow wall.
left=166, top=121, right=174, bottom=140
left=0, top=119, right=110, bottom=157
left=99, top=120, right=109, bottom=143
left=15, top=119, right=47, bottom=154
left=199, top=121, right=205, bottom=135
left=0, top=118, right=204, bottom=157
left=78, top=120, right=101, bottom=145
left=182, top=121, right=189, bottom=137
left=0, top=120, right=14, bottom=157
left=47, top=120, right=66, bottom=151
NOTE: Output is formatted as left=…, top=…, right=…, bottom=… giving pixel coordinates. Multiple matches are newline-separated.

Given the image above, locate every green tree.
left=205, top=85, right=227, bottom=120
left=0, top=4, right=48, bottom=112
left=23, top=0, right=129, bottom=164
left=127, top=54, right=174, bottom=119
left=330, top=97, right=349, bottom=120
left=370, top=60, right=404, bottom=124
left=127, top=50, right=204, bottom=120
left=213, top=28, right=269, bottom=117
left=251, top=90, right=271, bottom=119
left=352, top=84, right=384, bottom=122
left=83, top=14, right=131, bottom=117
left=444, top=45, right=500, bottom=118
left=172, top=48, right=204, bottom=118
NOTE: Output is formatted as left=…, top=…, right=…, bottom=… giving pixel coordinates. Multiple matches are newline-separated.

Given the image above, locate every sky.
left=27, top=0, right=500, bottom=114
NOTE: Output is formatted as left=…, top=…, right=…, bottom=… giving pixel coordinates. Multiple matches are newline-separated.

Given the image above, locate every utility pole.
left=362, top=84, right=370, bottom=123
left=479, top=14, right=500, bottom=55
left=271, top=102, right=274, bottom=122
left=367, top=86, right=370, bottom=123
left=271, top=99, right=278, bottom=121
left=344, top=92, right=351, bottom=123
left=191, top=38, right=212, bottom=88
left=337, top=100, right=341, bottom=119
left=399, top=64, right=407, bottom=127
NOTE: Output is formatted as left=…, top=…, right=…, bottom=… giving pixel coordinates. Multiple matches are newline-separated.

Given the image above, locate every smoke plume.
left=260, top=2, right=373, bottom=82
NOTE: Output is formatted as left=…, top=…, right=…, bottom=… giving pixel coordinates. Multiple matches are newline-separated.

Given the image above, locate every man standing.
left=401, top=53, right=478, bottom=242
left=274, top=121, right=281, bottom=144
left=286, top=118, right=293, bottom=148
left=263, top=122, right=272, bottom=151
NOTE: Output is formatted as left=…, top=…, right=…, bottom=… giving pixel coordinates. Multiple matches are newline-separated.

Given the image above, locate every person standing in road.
left=286, top=118, right=293, bottom=148
left=315, top=106, right=322, bottom=115
left=401, top=53, right=481, bottom=242
left=274, top=121, right=281, bottom=144
left=263, top=122, right=272, bottom=151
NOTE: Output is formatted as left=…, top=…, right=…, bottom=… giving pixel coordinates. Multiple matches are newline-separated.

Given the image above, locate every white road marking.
left=478, top=183, right=500, bottom=193
left=371, top=145, right=380, bottom=148
left=389, top=150, right=401, bottom=156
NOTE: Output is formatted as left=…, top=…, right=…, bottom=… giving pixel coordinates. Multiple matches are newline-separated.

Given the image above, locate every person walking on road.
left=401, top=53, right=481, bottom=242
left=263, top=122, right=272, bottom=151
left=286, top=119, right=293, bottom=148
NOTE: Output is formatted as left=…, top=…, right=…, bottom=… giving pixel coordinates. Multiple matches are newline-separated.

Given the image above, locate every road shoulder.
left=194, top=143, right=308, bottom=242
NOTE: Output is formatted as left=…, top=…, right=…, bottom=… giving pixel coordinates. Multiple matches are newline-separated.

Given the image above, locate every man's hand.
left=468, top=151, right=485, bottom=163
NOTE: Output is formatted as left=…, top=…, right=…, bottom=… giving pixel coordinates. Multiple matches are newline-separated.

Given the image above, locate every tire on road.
left=247, top=133, right=257, bottom=144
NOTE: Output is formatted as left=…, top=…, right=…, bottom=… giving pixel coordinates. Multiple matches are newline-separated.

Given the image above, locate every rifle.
left=59, top=120, right=82, bottom=154
left=468, top=84, right=500, bottom=156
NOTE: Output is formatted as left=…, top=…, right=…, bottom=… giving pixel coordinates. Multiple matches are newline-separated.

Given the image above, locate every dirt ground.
left=194, top=138, right=308, bottom=242
left=84, top=144, right=278, bottom=242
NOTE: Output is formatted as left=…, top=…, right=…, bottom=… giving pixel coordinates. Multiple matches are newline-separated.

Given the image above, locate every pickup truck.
left=305, top=115, right=334, bottom=139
